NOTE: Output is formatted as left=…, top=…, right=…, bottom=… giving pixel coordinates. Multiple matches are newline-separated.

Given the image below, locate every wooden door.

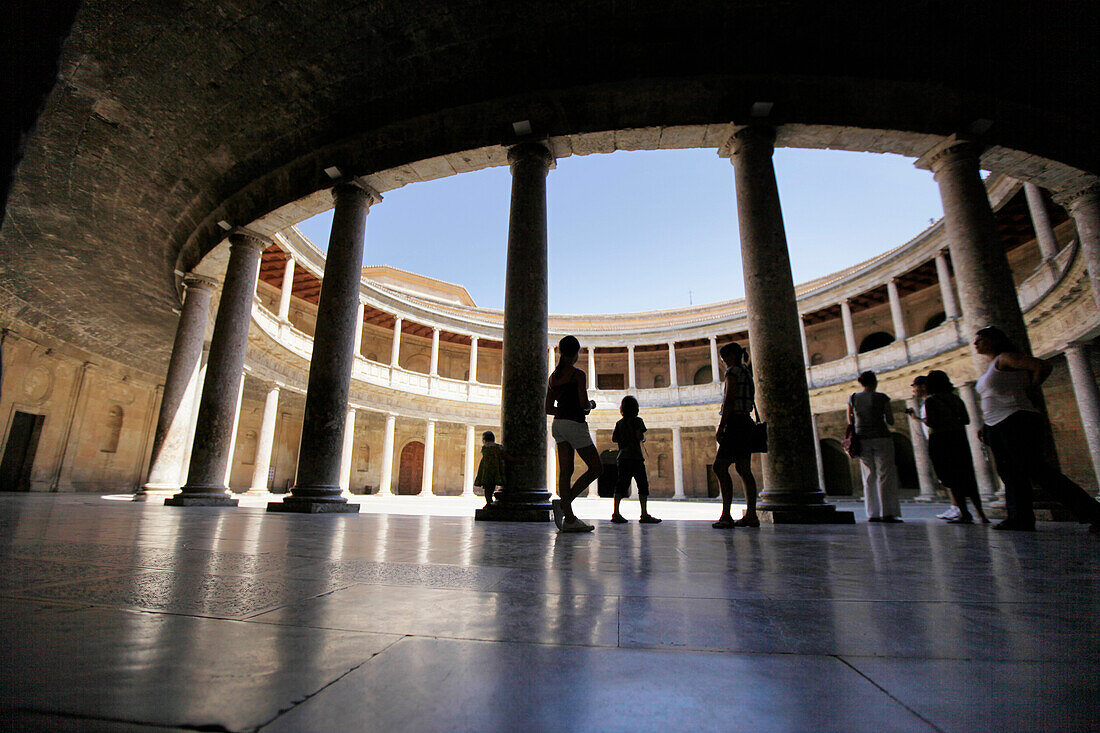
left=1, top=412, right=45, bottom=491
left=397, top=441, right=424, bottom=494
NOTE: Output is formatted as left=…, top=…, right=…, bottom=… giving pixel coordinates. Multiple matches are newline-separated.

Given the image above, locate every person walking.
left=610, top=395, right=661, bottom=524
left=712, top=342, right=759, bottom=528
left=848, top=370, right=902, bottom=522
left=920, top=370, right=990, bottom=524
left=973, top=326, right=1100, bottom=532
left=545, top=335, right=601, bottom=533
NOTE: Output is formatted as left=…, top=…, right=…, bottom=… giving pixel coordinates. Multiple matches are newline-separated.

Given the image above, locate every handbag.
left=750, top=403, right=768, bottom=453
left=842, top=423, right=861, bottom=458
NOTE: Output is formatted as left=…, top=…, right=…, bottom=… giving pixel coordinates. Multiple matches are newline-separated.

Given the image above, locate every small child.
left=474, top=431, right=505, bottom=508
left=611, top=396, right=661, bottom=524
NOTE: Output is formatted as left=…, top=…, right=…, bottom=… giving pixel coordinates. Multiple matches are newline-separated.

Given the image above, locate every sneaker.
left=610, top=513, right=628, bottom=524
left=936, top=507, right=960, bottom=520
left=551, top=500, right=564, bottom=530
left=560, top=517, right=595, bottom=533
left=639, top=515, right=662, bottom=524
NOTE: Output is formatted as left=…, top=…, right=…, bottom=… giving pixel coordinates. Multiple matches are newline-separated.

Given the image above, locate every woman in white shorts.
left=545, top=335, right=602, bottom=532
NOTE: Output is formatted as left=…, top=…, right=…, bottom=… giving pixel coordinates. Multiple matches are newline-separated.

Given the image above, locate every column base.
left=757, top=505, right=856, bottom=524
left=474, top=488, right=553, bottom=522
left=165, top=493, right=239, bottom=507
left=267, top=497, right=360, bottom=514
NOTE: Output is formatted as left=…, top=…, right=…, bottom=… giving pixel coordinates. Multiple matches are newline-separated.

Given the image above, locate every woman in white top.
left=848, top=370, right=902, bottom=522
left=974, top=326, right=1100, bottom=533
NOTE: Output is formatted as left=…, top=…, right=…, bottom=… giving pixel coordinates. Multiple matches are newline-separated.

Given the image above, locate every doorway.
left=397, top=441, right=424, bottom=494
left=1, top=412, right=45, bottom=491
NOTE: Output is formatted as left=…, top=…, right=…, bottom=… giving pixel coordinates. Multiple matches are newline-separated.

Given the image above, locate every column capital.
left=914, top=135, right=981, bottom=174
left=182, top=274, right=218, bottom=293
left=1054, top=183, right=1100, bottom=212
left=507, top=141, right=555, bottom=171
left=718, top=124, right=776, bottom=158
left=228, top=228, right=272, bottom=252
left=333, top=180, right=382, bottom=208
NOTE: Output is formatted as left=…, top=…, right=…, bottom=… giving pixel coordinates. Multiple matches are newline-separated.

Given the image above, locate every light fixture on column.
left=512, top=120, right=532, bottom=136
left=217, top=220, right=232, bottom=231
left=751, top=101, right=774, bottom=118
left=324, top=165, right=342, bottom=179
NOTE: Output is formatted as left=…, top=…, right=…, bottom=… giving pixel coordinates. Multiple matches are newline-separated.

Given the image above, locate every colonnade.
left=147, top=130, right=1100, bottom=517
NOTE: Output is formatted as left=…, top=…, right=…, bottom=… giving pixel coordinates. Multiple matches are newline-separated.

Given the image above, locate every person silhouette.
left=545, top=335, right=601, bottom=533
left=712, top=342, right=759, bottom=528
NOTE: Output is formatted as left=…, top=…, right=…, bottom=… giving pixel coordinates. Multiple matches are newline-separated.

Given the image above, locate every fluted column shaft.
left=169, top=232, right=266, bottom=506
left=271, top=182, right=378, bottom=513
left=249, top=383, right=281, bottom=492
left=143, top=275, right=216, bottom=492
left=1064, top=344, right=1100, bottom=494
left=727, top=126, right=846, bottom=521
left=478, top=142, right=554, bottom=522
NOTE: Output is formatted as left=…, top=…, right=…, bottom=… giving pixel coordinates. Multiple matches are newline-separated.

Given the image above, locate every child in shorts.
left=474, top=431, right=505, bottom=508
left=611, top=396, right=661, bottom=524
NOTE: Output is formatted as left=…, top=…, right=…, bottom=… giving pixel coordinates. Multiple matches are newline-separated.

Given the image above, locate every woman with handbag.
left=712, top=342, right=759, bottom=528
left=848, top=370, right=902, bottom=523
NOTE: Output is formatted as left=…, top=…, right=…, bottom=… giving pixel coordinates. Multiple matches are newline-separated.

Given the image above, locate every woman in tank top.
left=847, top=370, right=902, bottom=523
left=545, top=335, right=601, bottom=533
left=974, top=326, right=1100, bottom=532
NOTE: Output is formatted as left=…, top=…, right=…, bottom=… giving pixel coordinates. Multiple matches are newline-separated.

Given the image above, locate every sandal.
left=639, top=515, right=662, bottom=524
left=551, top=500, right=564, bottom=530
left=610, top=513, right=628, bottom=524
left=560, top=518, right=595, bottom=533
left=712, top=518, right=735, bottom=529
left=733, top=516, right=759, bottom=528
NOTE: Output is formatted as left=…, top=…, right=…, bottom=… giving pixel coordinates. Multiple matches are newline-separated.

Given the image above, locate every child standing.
left=474, top=431, right=505, bottom=509
left=611, top=396, right=661, bottom=524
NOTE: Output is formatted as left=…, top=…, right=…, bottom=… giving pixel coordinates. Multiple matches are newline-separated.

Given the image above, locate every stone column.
left=339, top=407, right=356, bottom=492
left=422, top=419, right=436, bottom=496
left=840, top=300, right=858, bottom=356
left=468, top=337, right=479, bottom=383
left=810, top=413, right=826, bottom=492
left=959, top=382, right=1000, bottom=499
left=1024, top=182, right=1060, bottom=261
left=1058, top=186, right=1100, bottom=313
left=587, top=348, right=596, bottom=387
left=934, top=251, right=961, bottom=320
left=142, top=274, right=216, bottom=493
left=463, top=424, right=477, bottom=496
left=671, top=426, right=685, bottom=499
left=908, top=397, right=939, bottom=501
left=379, top=413, right=397, bottom=496
left=270, top=182, right=379, bottom=513
left=353, top=301, right=365, bottom=358
left=917, top=138, right=1032, bottom=356
left=667, top=342, right=678, bottom=387
left=887, top=279, right=908, bottom=341
left=249, top=382, right=281, bottom=493
left=476, top=141, right=554, bottom=522
left=169, top=231, right=267, bottom=507
left=429, top=328, right=440, bottom=377
left=627, top=345, right=637, bottom=389
left=179, top=346, right=209, bottom=486
left=1064, top=344, right=1100, bottom=493
left=724, top=125, right=851, bottom=523
left=390, top=317, right=403, bottom=367
left=222, top=372, right=246, bottom=489
left=798, top=316, right=811, bottom=367
left=278, top=256, right=295, bottom=321
left=709, top=336, right=720, bottom=382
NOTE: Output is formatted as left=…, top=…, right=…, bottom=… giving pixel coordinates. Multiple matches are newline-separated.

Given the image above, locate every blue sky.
left=297, top=148, right=945, bottom=313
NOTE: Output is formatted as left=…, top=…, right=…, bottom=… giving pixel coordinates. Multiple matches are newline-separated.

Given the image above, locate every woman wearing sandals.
left=712, top=342, right=759, bottom=529
left=545, top=335, right=601, bottom=533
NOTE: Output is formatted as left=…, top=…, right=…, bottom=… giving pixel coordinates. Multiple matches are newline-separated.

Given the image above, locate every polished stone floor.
left=0, top=494, right=1097, bottom=732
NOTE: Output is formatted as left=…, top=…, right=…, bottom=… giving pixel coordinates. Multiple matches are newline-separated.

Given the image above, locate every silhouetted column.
left=270, top=182, right=379, bottom=513
left=627, top=345, right=637, bottom=389
left=887, top=279, right=908, bottom=341
left=1024, top=183, right=1060, bottom=261
left=908, top=397, right=938, bottom=501
left=339, top=407, right=356, bottom=492
left=477, top=141, right=554, bottom=522
left=142, top=274, right=216, bottom=494
left=169, top=231, right=267, bottom=507
left=379, top=413, right=397, bottom=496
left=463, top=424, right=477, bottom=496
left=429, top=328, right=440, bottom=377
left=1059, top=186, right=1100, bottom=312
left=671, top=426, right=685, bottom=499
left=1064, top=344, right=1100, bottom=493
left=959, top=382, right=1000, bottom=499
left=468, top=337, right=479, bottom=382
left=667, top=342, right=678, bottom=387
left=422, top=419, right=436, bottom=495
left=249, top=382, right=280, bottom=493
left=278, top=256, right=295, bottom=321
left=841, top=300, right=858, bottom=356
left=724, top=125, right=851, bottom=523
left=390, top=317, right=403, bottom=367
left=709, top=336, right=720, bottom=383
left=934, top=252, right=961, bottom=320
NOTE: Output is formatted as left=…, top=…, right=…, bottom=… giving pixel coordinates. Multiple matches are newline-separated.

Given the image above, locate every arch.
left=693, top=366, right=712, bottom=385
left=858, top=331, right=895, bottom=353
left=403, top=354, right=430, bottom=374
left=820, top=439, right=854, bottom=496
left=922, top=312, right=947, bottom=332
left=101, top=406, right=123, bottom=454
left=653, top=374, right=666, bottom=389
left=397, top=441, right=424, bottom=495
left=891, top=432, right=919, bottom=492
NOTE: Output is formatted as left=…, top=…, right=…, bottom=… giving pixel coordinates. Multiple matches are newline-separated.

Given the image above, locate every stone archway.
left=858, top=331, right=895, bottom=354
left=397, top=441, right=424, bottom=495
